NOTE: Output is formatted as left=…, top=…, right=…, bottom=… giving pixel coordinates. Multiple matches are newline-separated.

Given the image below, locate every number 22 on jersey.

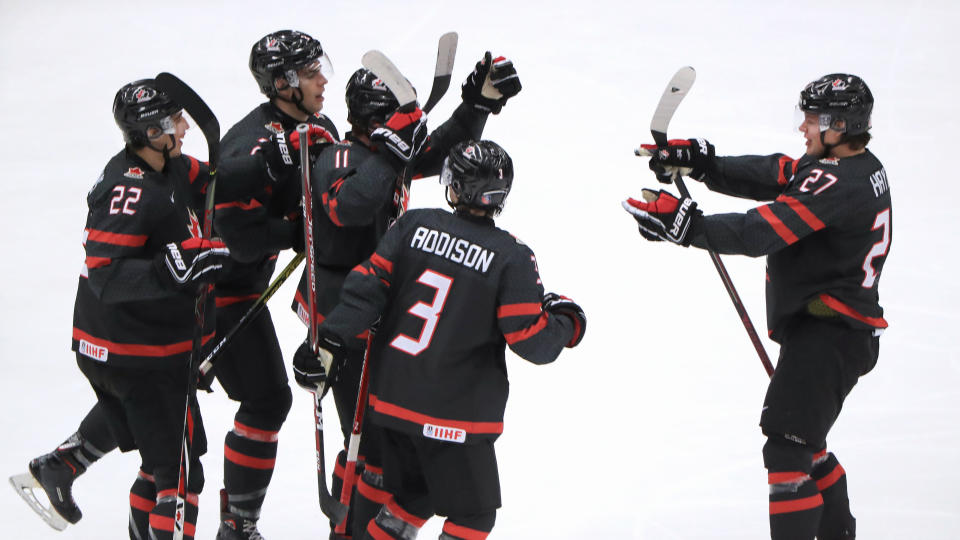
left=390, top=270, right=453, bottom=356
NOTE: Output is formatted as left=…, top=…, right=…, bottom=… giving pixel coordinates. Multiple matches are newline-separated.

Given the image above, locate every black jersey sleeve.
left=83, top=172, right=178, bottom=303
left=412, top=102, right=489, bottom=177
left=702, top=154, right=798, bottom=201
left=214, top=150, right=300, bottom=262
left=496, top=243, right=575, bottom=365
left=691, top=156, right=859, bottom=257
left=314, top=143, right=398, bottom=227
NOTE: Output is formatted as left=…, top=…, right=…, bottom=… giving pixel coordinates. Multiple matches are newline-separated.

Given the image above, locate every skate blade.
left=8, top=473, right=70, bottom=531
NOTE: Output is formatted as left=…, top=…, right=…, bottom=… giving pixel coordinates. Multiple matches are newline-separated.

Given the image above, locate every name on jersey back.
left=410, top=226, right=496, bottom=273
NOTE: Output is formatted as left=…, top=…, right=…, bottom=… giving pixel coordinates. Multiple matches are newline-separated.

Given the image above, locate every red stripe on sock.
left=815, top=463, right=846, bottom=491
left=769, top=493, right=823, bottom=515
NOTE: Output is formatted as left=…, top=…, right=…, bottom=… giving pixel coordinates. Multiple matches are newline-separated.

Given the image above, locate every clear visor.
left=440, top=157, right=454, bottom=186
left=148, top=110, right=182, bottom=140
left=285, top=53, right=334, bottom=88
left=794, top=106, right=843, bottom=133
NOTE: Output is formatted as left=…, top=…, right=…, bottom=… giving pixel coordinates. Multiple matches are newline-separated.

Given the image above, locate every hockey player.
left=288, top=56, right=522, bottom=538
left=623, top=74, right=887, bottom=540
left=295, top=140, right=586, bottom=539
left=208, top=29, right=340, bottom=540
left=75, top=79, right=226, bottom=539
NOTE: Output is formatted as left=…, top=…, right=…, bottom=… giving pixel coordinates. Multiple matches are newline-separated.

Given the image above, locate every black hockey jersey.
left=214, top=103, right=339, bottom=305
left=320, top=208, right=576, bottom=444
left=72, top=150, right=215, bottom=369
left=690, top=150, right=892, bottom=341
left=291, top=102, right=489, bottom=343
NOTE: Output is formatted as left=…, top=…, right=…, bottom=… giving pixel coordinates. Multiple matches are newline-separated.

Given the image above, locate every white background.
left=1, top=1, right=957, bottom=538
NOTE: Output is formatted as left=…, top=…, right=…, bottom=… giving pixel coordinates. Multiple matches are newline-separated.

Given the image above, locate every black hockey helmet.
left=249, top=30, right=331, bottom=97
left=441, top=140, right=514, bottom=216
left=345, top=68, right=400, bottom=132
left=112, top=79, right=182, bottom=147
left=798, top=73, right=873, bottom=135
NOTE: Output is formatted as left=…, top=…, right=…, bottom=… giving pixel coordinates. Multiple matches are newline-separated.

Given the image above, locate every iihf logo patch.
left=124, top=167, right=145, bottom=179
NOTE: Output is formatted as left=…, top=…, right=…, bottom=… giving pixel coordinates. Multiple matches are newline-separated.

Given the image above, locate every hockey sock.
left=439, top=511, right=496, bottom=539
left=150, top=489, right=199, bottom=540
left=812, top=450, right=856, bottom=539
left=128, top=469, right=156, bottom=540
left=75, top=403, right=119, bottom=466
left=365, top=497, right=429, bottom=540
left=764, top=437, right=822, bottom=540
left=223, top=418, right=280, bottom=521
left=354, top=463, right=390, bottom=536
left=331, top=449, right=348, bottom=533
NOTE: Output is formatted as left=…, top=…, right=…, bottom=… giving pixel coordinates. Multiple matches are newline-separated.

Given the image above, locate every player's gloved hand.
left=197, top=364, right=216, bottom=393
left=289, top=216, right=306, bottom=253
left=156, top=237, right=231, bottom=291
left=292, top=330, right=346, bottom=394
left=370, top=107, right=428, bottom=170
left=254, top=131, right=298, bottom=183
left=290, top=124, right=335, bottom=151
left=636, top=138, right=715, bottom=182
left=461, top=52, right=522, bottom=114
left=622, top=189, right=701, bottom=245
left=542, top=292, right=586, bottom=347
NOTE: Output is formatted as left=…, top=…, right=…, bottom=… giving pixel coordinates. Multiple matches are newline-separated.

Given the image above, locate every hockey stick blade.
left=650, top=66, right=696, bottom=148
left=362, top=50, right=418, bottom=111
left=314, top=385, right=349, bottom=524
left=155, top=72, right=221, bottom=166
left=422, top=31, right=458, bottom=114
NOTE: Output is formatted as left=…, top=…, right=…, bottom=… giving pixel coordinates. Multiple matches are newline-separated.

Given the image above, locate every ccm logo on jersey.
left=671, top=197, right=694, bottom=237
left=423, top=423, right=466, bottom=444
left=78, top=340, right=108, bottom=362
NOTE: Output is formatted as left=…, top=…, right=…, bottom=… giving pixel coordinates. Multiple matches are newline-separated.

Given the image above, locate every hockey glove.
left=461, top=52, right=522, bottom=114
left=254, top=131, right=298, bottom=183
left=289, top=124, right=335, bottom=151
left=156, top=237, right=231, bottom=291
left=370, top=107, right=428, bottom=170
left=542, top=292, right=586, bottom=347
left=636, top=138, right=715, bottom=182
left=621, top=189, right=701, bottom=246
left=292, top=331, right=346, bottom=394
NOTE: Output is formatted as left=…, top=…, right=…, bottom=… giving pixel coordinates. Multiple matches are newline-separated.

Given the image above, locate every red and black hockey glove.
left=155, top=237, right=231, bottom=291
left=636, top=138, right=715, bottom=182
left=542, top=292, right=586, bottom=347
left=292, top=330, right=346, bottom=395
left=461, top=51, right=522, bottom=114
left=621, top=189, right=701, bottom=246
left=289, top=124, right=335, bottom=150
left=370, top=107, right=428, bottom=170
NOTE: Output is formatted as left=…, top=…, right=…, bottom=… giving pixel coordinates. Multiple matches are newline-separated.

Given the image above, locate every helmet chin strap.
left=274, top=85, right=312, bottom=118
left=145, top=134, right=174, bottom=169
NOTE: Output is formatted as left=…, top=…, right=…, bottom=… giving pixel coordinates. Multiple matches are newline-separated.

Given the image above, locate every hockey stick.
left=297, top=122, right=349, bottom=524
left=196, top=252, right=305, bottom=377
left=422, top=31, right=458, bottom=115
left=647, top=67, right=775, bottom=377
left=333, top=332, right=374, bottom=535
left=155, top=72, right=220, bottom=540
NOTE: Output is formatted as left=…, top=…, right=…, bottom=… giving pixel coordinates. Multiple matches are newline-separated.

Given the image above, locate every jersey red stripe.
left=503, top=312, right=549, bottom=344
left=215, top=294, right=261, bottom=308
left=85, top=256, right=111, bottom=269
left=215, top=199, right=263, bottom=211
left=818, top=294, right=888, bottom=328
left=443, top=521, right=490, bottom=539
left=369, top=394, right=503, bottom=435
left=776, top=155, right=796, bottom=186
left=72, top=328, right=215, bottom=357
left=370, top=253, right=393, bottom=273
left=768, top=471, right=808, bottom=485
left=85, top=228, right=148, bottom=247
left=776, top=195, right=826, bottom=231
left=497, top=303, right=542, bottom=318
left=769, top=493, right=823, bottom=515
left=757, top=205, right=799, bottom=244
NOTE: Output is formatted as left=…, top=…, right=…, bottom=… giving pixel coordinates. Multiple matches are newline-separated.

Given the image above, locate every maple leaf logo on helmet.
left=831, top=78, right=848, bottom=91
left=134, top=86, right=156, bottom=103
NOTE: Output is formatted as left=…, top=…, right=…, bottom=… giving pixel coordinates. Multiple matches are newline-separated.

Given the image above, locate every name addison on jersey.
left=411, top=226, right=495, bottom=273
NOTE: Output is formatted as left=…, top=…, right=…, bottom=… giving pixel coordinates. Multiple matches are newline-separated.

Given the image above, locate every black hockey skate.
left=9, top=446, right=87, bottom=530
left=216, top=489, right=266, bottom=540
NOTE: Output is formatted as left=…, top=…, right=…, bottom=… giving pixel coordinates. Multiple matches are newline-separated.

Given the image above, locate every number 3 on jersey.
left=390, top=270, right=453, bottom=355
